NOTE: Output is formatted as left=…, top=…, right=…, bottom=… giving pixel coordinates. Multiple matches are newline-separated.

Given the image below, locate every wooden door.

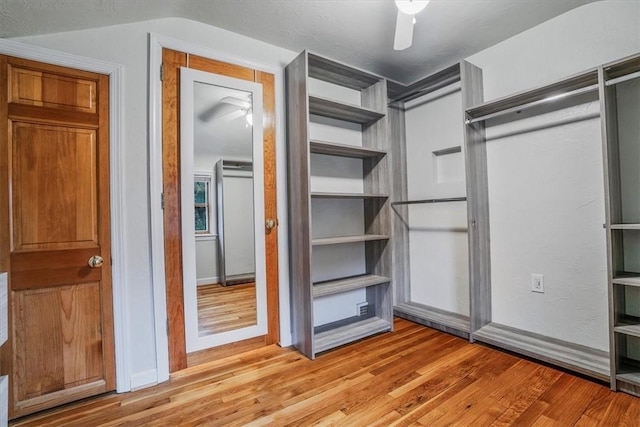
left=162, top=49, right=279, bottom=371
left=0, top=56, right=115, bottom=419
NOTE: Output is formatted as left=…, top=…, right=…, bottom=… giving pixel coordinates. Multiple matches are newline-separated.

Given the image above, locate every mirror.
left=180, top=67, right=266, bottom=353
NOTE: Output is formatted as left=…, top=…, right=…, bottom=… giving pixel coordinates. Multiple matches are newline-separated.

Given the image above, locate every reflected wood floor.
left=197, top=282, right=257, bottom=336
left=12, top=318, right=640, bottom=426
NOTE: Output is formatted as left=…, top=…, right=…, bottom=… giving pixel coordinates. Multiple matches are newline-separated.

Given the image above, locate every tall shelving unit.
left=286, top=51, right=393, bottom=359
left=600, top=54, right=640, bottom=397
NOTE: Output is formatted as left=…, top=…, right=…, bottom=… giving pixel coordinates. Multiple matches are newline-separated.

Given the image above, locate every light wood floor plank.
left=11, top=318, right=640, bottom=426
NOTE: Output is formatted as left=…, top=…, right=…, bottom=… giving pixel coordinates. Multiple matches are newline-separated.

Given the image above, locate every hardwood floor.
left=197, top=282, right=257, bottom=336
left=12, top=318, right=640, bottom=426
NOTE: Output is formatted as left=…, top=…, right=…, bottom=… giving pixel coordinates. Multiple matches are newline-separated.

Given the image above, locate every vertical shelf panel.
left=461, top=61, right=491, bottom=339
left=285, top=51, right=314, bottom=358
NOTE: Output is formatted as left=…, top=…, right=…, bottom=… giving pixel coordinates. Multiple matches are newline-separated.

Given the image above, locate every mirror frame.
left=179, top=67, right=266, bottom=353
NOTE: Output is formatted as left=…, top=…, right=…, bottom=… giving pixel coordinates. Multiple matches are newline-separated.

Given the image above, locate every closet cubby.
left=286, top=51, right=392, bottom=359
left=601, top=53, right=640, bottom=395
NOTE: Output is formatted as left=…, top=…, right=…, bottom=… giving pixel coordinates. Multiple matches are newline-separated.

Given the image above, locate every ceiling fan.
left=394, top=0, right=430, bottom=51
left=199, top=96, right=253, bottom=126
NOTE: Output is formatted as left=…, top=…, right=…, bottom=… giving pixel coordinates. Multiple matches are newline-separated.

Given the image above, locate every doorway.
left=161, top=48, right=279, bottom=372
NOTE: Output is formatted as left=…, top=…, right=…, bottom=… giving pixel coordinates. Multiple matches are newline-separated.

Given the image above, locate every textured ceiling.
left=0, top=0, right=598, bottom=83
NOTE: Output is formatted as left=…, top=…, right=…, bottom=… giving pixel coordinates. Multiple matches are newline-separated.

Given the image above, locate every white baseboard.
left=130, top=369, right=158, bottom=391
left=197, top=277, right=219, bottom=286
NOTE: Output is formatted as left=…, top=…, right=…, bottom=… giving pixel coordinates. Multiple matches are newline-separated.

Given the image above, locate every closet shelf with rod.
left=465, top=69, right=599, bottom=124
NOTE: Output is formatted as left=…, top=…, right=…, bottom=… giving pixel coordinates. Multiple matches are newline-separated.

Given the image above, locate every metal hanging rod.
left=606, top=70, right=640, bottom=86
left=465, top=84, right=599, bottom=125
left=392, top=197, right=467, bottom=206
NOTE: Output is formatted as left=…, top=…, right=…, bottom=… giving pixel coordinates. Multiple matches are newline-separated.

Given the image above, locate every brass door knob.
left=265, top=219, right=277, bottom=231
left=88, top=255, right=104, bottom=268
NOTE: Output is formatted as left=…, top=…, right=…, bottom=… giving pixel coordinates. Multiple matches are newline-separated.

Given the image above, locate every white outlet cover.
left=531, top=273, right=544, bottom=293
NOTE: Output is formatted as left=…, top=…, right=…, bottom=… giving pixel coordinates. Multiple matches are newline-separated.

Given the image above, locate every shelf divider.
left=313, top=274, right=390, bottom=298
left=309, top=139, right=387, bottom=158
left=311, top=192, right=388, bottom=199
left=314, top=317, right=391, bottom=354
left=309, top=95, right=384, bottom=124
left=312, top=234, right=390, bottom=246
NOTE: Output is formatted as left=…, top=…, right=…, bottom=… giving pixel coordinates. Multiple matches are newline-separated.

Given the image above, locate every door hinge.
left=160, top=63, right=164, bottom=81
left=161, top=192, right=165, bottom=210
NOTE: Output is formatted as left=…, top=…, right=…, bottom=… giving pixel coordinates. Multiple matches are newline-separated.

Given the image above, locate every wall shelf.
left=310, top=140, right=387, bottom=159
left=311, top=192, right=388, bottom=199
left=614, top=324, right=640, bottom=339
left=309, top=95, right=384, bottom=124
left=610, top=224, right=640, bottom=230
left=312, top=234, right=390, bottom=246
left=613, top=275, right=640, bottom=287
left=314, top=317, right=391, bottom=354
left=313, top=274, right=390, bottom=298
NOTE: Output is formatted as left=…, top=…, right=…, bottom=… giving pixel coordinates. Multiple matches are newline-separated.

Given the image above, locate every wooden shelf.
left=617, top=372, right=640, bottom=387
left=309, top=95, right=384, bottom=124
left=465, top=69, right=598, bottom=121
left=394, top=302, right=470, bottom=339
left=312, top=234, right=389, bottom=246
left=613, top=275, right=640, bottom=287
left=311, top=192, right=388, bottom=199
left=314, top=317, right=391, bottom=354
left=610, top=224, right=640, bottom=230
left=309, top=140, right=387, bottom=159
left=313, top=274, right=390, bottom=298
left=614, top=324, right=640, bottom=338
left=308, top=52, right=383, bottom=90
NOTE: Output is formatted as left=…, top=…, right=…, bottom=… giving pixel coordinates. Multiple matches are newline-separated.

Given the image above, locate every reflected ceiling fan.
left=394, top=0, right=430, bottom=51
left=199, top=96, right=253, bottom=126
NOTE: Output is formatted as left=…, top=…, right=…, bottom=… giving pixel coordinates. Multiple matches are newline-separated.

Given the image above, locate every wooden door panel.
left=14, top=283, right=104, bottom=402
left=1, top=55, right=114, bottom=419
left=11, top=248, right=102, bottom=291
left=9, top=65, right=97, bottom=113
left=12, top=122, right=97, bottom=251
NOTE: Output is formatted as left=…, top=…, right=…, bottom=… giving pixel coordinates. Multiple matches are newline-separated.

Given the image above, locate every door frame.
left=0, top=39, right=130, bottom=392
left=148, top=34, right=291, bottom=381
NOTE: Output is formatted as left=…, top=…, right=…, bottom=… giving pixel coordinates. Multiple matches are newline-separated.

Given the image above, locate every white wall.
left=13, top=17, right=297, bottom=387
left=404, top=84, right=470, bottom=315
left=466, top=0, right=640, bottom=351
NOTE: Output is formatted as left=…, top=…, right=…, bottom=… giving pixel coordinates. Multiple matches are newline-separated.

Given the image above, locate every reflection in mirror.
left=193, top=82, right=257, bottom=338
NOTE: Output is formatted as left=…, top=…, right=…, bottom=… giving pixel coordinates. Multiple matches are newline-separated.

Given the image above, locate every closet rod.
left=392, top=197, right=467, bottom=206
left=605, top=70, right=640, bottom=86
left=465, top=84, right=598, bottom=125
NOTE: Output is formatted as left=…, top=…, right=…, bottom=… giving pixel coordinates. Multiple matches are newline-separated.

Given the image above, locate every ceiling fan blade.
left=218, top=109, right=246, bottom=122
left=220, top=96, right=251, bottom=109
left=199, top=104, right=227, bottom=122
left=394, top=10, right=414, bottom=51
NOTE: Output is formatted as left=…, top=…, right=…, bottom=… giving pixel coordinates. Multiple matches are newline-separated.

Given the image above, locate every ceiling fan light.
left=395, top=0, right=429, bottom=15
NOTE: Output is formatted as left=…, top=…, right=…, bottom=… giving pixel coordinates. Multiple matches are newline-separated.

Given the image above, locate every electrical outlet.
left=531, top=274, right=544, bottom=293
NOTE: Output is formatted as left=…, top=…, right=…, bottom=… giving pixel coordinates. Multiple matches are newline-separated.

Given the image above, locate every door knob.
left=265, top=218, right=277, bottom=232
left=88, top=255, right=104, bottom=268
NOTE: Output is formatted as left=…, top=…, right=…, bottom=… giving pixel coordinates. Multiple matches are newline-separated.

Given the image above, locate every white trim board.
left=0, top=38, right=130, bottom=393
left=148, top=33, right=292, bottom=384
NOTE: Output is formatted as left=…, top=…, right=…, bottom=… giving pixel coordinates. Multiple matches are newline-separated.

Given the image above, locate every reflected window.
left=194, top=174, right=212, bottom=234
